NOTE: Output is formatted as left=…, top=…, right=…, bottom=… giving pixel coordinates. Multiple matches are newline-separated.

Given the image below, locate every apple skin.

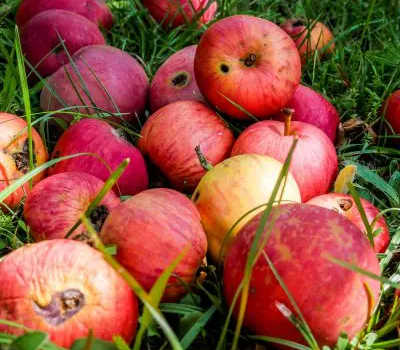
left=224, top=204, right=381, bottom=348
left=281, top=19, right=335, bottom=66
left=382, top=89, right=400, bottom=140
left=194, top=15, right=301, bottom=120
left=48, top=119, right=148, bottom=197
left=21, top=10, right=106, bottom=79
left=24, top=172, right=120, bottom=241
left=138, top=101, right=235, bottom=192
left=0, top=113, right=48, bottom=210
left=0, top=239, right=138, bottom=348
left=16, top=0, right=113, bottom=30
left=307, top=193, right=390, bottom=253
left=193, top=154, right=301, bottom=262
left=150, top=45, right=205, bottom=112
left=101, top=188, right=208, bottom=302
left=143, top=0, right=217, bottom=28
left=231, top=120, right=339, bottom=202
left=274, top=85, right=340, bottom=143
left=40, top=45, right=149, bottom=125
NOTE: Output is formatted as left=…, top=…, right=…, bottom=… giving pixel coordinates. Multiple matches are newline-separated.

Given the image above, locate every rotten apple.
left=101, top=188, right=208, bottom=302
left=194, top=15, right=301, bottom=120
left=224, top=204, right=381, bottom=348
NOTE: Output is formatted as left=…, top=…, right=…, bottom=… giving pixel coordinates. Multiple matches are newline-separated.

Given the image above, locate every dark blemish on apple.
left=337, top=199, right=353, bottom=212
left=171, top=72, right=190, bottom=88
left=292, top=20, right=305, bottom=27
left=12, top=139, right=36, bottom=174
left=220, top=64, right=230, bottom=74
left=89, top=205, right=110, bottom=231
left=244, top=54, right=257, bottom=67
left=33, top=289, right=85, bottom=326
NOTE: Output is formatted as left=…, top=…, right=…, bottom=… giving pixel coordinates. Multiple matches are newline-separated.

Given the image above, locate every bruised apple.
left=193, top=154, right=301, bottom=261
left=0, top=240, right=138, bottom=348
left=24, top=172, right=120, bottom=241
left=224, top=204, right=381, bottom=347
left=143, top=0, right=217, bottom=28
left=194, top=15, right=301, bottom=120
left=40, top=45, right=149, bottom=124
left=150, top=45, right=204, bottom=112
left=138, top=101, right=235, bottom=191
left=21, top=10, right=106, bottom=79
left=16, top=0, right=113, bottom=30
left=307, top=193, right=390, bottom=253
left=48, top=119, right=148, bottom=197
left=0, top=113, right=48, bottom=209
left=101, top=188, right=207, bottom=302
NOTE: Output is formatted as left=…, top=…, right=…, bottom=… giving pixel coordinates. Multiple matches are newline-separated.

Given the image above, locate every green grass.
left=0, top=0, right=400, bottom=349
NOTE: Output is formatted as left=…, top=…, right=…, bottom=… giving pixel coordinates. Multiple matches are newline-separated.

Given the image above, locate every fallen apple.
left=138, top=101, right=235, bottom=192
left=307, top=193, right=390, bottom=253
left=101, top=188, right=208, bottom=302
left=194, top=15, right=301, bottom=120
left=224, top=203, right=381, bottom=347
left=0, top=113, right=48, bottom=210
left=0, top=239, right=138, bottom=348
left=382, top=89, right=400, bottom=141
left=193, top=154, right=301, bottom=261
left=150, top=45, right=205, bottom=112
left=48, top=118, right=148, bottom=197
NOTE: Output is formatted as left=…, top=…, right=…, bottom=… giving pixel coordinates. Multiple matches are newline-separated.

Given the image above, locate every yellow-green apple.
left=0, top=113, right=48, bottom=210
left=192, top=154, right=301, bottom=261
left=281, top=19, right=335, bottom=66
left=138, top=101, right=235, bottom=192
left=40, top=45, right=148, bottom=124
left=100, top=188, right=207, bottom=302
left=21, top=10, right=106, bottom=79
left=231, top=110, right=338, bottom=202
left=24, top=172, right=120, bottom=241
left=194, top=15, right=301, bottom=120
left=307, top=193, right=390, bottom=253
left=150, top=45, right=204, bottom=112
left=48, top=119, right=148, bottom=197
left=224, top=204, right=381, bottom=348
left=0, top=240, right=138, bottom=348
left=382, top=89, right=400, bottom=142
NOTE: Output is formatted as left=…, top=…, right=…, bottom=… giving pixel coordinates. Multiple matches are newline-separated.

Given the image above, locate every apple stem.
left=282, top=108, right=295, bottom=136
left=195, top=145, right=213, bottom=171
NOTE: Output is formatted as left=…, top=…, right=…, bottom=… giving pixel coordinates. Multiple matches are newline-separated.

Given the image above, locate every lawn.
left=0, top=0, right=399, bottom=349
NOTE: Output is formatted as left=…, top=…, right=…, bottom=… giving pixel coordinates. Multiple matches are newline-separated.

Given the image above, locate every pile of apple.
left=0, top=0, right=398, bottom=349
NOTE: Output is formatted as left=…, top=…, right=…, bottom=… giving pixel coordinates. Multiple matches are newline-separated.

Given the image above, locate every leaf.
left=10, top=332, right=49, bottom=350
left=70, top=338, right=118, bottom=350
left=336, top=332, right=349, bottom=350
left=179, top=311, right=203, bottom=337
left=249, top=335, right=311, bottom=350
left=389, top=171, right=400, bottom=194
left=334, top=165, right=357, bottom=194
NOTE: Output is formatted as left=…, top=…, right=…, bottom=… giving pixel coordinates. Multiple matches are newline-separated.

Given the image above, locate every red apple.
left=231, top=111, right=338, bottom=202
left=274, top=85, right=340, bottom=142
left=40, top=45, right=149, bottom=125
left=143, top=0, right=217, bottom=28
left=307, top=193, right=390, bottom=253
left=0, top=113, right=48, bottom=210
left=24, top=172, right=120, bottom=241
left=138, top=101, right=235, bottom=191
left=48, top=118, right=148, bottom=197
left=16, top=0, right=113, bottom=30
left=21, top=10, right=106, bottom=79
left=281, top=19, right=335, bottom=66
left=0, top=239, right=138, bottom=348
left=224, top=203, right=381, bottom=347
left=382, top=89, right=400, bottom=139
left=150, top=45, right=205, bottom=112
left=194, top=15, right=301, bottom=120
left=101, top=188, right=207, bottom=302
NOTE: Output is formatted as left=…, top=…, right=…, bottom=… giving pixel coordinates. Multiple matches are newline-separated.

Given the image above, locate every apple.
left=143, top=0, right=217, bottom=28
left=307, top=193, right=390, bottom=253
left=382, top=89, right=400, bottom=140
left=150, top=45, right=205, bottom=112
left=281, top=19, right=335, bottom=66
left=48, top=118, right=148, bottom=197
left=24, top=172, right=120, bottom=241
left=21, top=10, right=106, bottom=79
left=231, top=109, right=338, bottom=202
left=101, top=188, right=207, bottom=302
left=224, top=203, right=381, bottom=348
left=0, top=113, right=48, bottom=210
left=274, top=85, right=340, bottom=142
left=16, top=0, right=113, bottom=30
left=40, top=45, right=149, bottom=125
left=0, top=239, right=138, bottom=348
left=138, top=101, right=235, bottom=192
left=194, top=15, right=301, bottom=120
left=193, top=154, right=301, bottom=261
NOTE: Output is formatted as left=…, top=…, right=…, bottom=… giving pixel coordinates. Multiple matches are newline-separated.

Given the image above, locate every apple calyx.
left=282, top=108, right=295, bottom=136
left=337, top=198, right=353, bottom=211
left=243, top=54, right=257, bottom=67
left=11, top=139, right=36, bottom=173
left=195, top=145, right=213, bottom=171
left=171, top=71, right=190, bottom=89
